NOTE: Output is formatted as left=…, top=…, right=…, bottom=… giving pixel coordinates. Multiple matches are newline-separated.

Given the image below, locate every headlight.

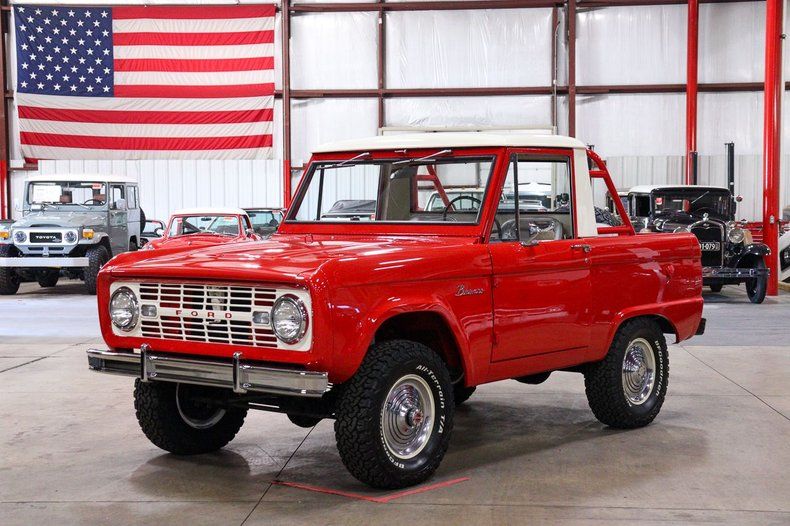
left=271, top=295, right=308, bottom=344
left=110, top=287, right=139, bottom=332
left=64, top=230, right=78, bottom=243
left=727, top=227, right=745, bottom=244
left=13, top=230, right=26, bottom=243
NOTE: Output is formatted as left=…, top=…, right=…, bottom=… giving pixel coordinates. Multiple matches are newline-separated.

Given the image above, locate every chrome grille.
left=138, top=283, right=278, bottom=347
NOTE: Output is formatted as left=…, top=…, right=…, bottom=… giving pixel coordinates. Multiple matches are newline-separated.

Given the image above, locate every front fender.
left=327, top=280, right=490, bottom=385
left=732, top=243, right=770, bottom=267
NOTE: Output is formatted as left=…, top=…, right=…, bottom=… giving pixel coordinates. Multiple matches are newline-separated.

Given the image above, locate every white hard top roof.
left=172, top=207, right=248, bottom=216
left=629, top=184, right=728, bottom=194
left=312, top=132, right=587, bottom=154
left=26, top=173, right=137, bottom=184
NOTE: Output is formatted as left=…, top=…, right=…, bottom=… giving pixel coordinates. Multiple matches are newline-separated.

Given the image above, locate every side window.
left=110, top=185, right=125, bottom=209
left=127, top=186, right=138, bottom=209
left=591, top=179, right=623, bottom=227
left=491, top=154, right=574, bottom=243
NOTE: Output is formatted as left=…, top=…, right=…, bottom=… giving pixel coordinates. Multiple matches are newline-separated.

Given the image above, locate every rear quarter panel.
left=586, top=232, right=703, bottom=360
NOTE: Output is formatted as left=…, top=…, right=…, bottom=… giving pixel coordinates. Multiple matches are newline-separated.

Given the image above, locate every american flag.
left=14, top=4, right=275, bottom=160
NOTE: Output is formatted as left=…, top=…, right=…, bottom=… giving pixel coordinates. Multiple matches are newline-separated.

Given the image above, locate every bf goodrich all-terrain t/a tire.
left=334, top=340, right=454, bottom=489
left=134, top=380, right=247, bottom=455
left=745, top=260, right=767, bottom=304
left=37, top=269, right=60, bottom=288
left=453, top=384, right=476, bottom=406
left=584, top=318, right=668, bottom=429
left=83, top=245, right=110, bottom=295
left=0, top=245, right=20, bottom=295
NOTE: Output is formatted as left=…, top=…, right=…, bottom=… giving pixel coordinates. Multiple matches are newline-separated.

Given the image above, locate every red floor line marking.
left=272, top=477, right=470, bottom=504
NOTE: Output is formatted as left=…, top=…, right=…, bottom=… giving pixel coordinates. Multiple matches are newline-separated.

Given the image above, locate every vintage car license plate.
left=700, top=241, right=721, bottom=251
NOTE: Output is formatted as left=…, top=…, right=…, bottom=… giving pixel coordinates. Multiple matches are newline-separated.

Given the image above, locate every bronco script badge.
left=455, top=284, right=484, bottom=297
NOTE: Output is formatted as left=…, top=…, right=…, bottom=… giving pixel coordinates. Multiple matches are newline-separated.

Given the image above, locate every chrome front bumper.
left=86, top=348, right=330, bottom=398
left=0, top=256, right=89, bottom=268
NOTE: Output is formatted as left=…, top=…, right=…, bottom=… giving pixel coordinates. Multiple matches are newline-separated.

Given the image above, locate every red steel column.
left=762, top=0, right=783, bottom=297
left=685, top=0, right=699, bottom=185
left=282, top=0, right=293, bottom=208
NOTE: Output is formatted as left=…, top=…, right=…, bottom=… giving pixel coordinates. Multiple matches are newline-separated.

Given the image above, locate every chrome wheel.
left=381, top=374, right=435, bottom=460
left=622, top=338, right=656, bottom=406
left=176, top=384, right=226, bottom=430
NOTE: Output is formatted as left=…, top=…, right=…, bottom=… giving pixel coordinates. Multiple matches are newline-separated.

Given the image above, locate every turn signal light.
left=82, top=229, right=95, bottom=239
left=0, top=231, right=8, bottom=240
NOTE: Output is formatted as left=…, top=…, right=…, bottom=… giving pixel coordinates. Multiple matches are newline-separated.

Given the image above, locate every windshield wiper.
left=322, top=152, right=371, bottom=170
left=690, top=191, right=710, bottom=205
left=393, top=149, right=452, bottom=166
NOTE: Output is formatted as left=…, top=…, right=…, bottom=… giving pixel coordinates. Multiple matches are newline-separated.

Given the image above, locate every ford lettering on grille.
left=138, top=283, right=277, bottom=347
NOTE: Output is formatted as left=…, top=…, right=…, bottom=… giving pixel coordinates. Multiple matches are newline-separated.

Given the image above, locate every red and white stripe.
left=19, top=5, right=275, bottom=161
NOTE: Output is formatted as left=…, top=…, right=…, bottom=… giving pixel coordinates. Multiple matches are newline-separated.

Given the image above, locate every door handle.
left=571, top=244, right=592, bottom=253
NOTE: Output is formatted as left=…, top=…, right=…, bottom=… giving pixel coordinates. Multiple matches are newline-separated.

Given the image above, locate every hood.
left=145, top=233, right=248, bottom=251
left=12, top=210, right=105, bottom=229
left=106, top=233, right=484, bottom=287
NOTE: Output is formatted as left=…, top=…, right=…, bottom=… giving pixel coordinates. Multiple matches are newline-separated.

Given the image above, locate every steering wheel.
left=83, top=198, right=104, bottom=205
left=442, top=195, right=482, bottom=221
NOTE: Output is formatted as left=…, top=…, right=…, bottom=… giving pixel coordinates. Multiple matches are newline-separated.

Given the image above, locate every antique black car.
left=628, top=185, right=770, bottom=303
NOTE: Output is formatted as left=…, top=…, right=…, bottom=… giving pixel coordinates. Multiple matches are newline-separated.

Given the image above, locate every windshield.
left=27, top=181, right=107, bottom=208
left=653, top=191, right=731, bottom=219
left=167, top=215, right=241, bottom=237
left=290, top=155, right=495, bottom=224
left=247, top=210, right=283, bottom=235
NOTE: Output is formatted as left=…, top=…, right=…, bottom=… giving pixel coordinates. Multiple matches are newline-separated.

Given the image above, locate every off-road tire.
left=334, top=340, right=454, bottom=489
left=584, top=318, right=668, bottom=429
left=453, top=384, right=476, bottom=406
left=84, top=245, right=110, bottom=295
left=745, top=260, right=767, bottom=304
left=0, top=245, right=20, bottom=295
left=36, top=269, right=60, bottom=288
left=134, top=380, right=247, bottom=455
left=709, top=284, right=723, bottom=293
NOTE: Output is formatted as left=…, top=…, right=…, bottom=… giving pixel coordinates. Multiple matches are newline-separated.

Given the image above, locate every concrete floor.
left=1, top=280, right=789, bottom=525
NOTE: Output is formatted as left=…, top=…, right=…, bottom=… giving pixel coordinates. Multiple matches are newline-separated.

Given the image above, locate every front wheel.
left=745, top=260, right=767, bottom=304
left=334, top=340, right=454, bottom=489
left=584, top=318, right=668, bottom=429
left=83, top=245, right=110, bottom=295
left=709, top=284, right=723, bottom=293
left=134, top=380, right=247, bottom=455
left=0, top=245, right=20, bottom=295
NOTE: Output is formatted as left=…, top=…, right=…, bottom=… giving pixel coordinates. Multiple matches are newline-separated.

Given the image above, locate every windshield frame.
left=164, top=214, right=243, bottom=239
left=281, top=147, right=507, bottom=237
left=26, top=180, right=110, bottom=210
left=650, top=188, right=733, bottom=219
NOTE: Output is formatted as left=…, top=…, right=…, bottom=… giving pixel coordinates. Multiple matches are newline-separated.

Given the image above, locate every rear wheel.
left=134, top=380, right=247, bottom=455
left=84, top=245, right=109, bottom=295
left=334, top=340, right=454, bottom=489
left=0, top=245, right=20, bottom=295
left=36, top=269, right=60, bottom=288
left=584, top=318, right=668, bottom=429
left=745, top=260, right=767, bottom=304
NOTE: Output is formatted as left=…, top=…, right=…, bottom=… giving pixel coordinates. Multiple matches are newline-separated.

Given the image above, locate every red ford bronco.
left=88, top=133, right=705, bottom=489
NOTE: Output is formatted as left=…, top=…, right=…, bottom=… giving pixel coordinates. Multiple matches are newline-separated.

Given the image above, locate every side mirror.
left=245, top=228, right=255, bottom=237
left=154, top=227, right=164, bottom=237
left=13, top=199, right=21, bottom=212
left=735, top=195, right=743, bottom=203
left=520, top=223, right=541, bottom=247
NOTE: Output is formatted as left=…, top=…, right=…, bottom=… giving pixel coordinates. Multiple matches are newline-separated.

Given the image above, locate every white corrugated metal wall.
left=6, top=0, right=790, bottom=221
